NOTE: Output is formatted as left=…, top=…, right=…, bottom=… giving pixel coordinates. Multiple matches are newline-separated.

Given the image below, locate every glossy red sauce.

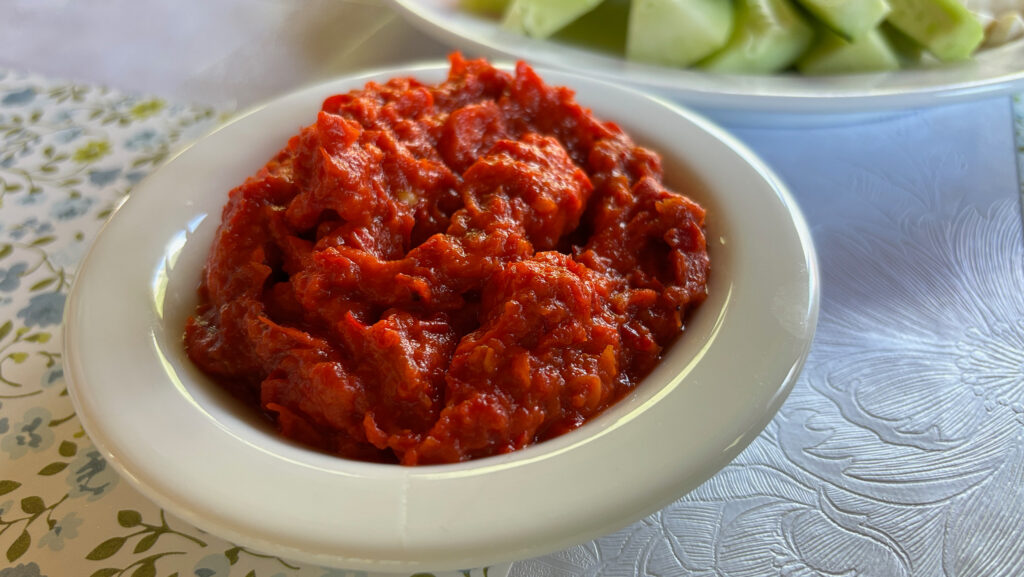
left=184, top=55, right=709, bottom=465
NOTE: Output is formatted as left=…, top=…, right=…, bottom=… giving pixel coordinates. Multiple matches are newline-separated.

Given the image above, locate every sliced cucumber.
left=556, top=0, right=630, bottom=55
left=502, top=0, right=606, bottom=38
left=885, top=0, right=984, bottom=61
left=625, top=0, right=734, bottom=67
left=793, top=0, right=891, bottom=40
left=797, top=25, right=900, bottom=74
left=459, top=0, right=511, bottom=15
left=880, top=21, right=925, bottom=64
left=698, top=0, right=814, bottom=74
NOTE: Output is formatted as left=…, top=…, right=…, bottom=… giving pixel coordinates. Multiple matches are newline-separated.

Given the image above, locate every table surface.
left=2, top=1, right=1023, bottom=577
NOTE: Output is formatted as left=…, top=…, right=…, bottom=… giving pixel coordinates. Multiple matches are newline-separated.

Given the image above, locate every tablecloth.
left=2, top=17, right=1024, bottom=577
left=514, top=94, right=1024, bottom=576
left=0, top=68, right=506, bottom=577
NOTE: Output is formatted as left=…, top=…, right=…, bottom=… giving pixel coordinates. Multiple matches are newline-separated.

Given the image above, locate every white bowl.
left=387, top=0, right=1024, bottom=125
left=63, top=62, right=819, bottom=573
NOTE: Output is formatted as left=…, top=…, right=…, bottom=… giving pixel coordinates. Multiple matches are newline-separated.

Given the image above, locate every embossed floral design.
left=514, top=104, right=1024, bottom=577
left=788, top=201, right=1024, bottom=498
left=958, top=321, right=1024, bottom=424
left=677, top=200, right=1024, bottom=577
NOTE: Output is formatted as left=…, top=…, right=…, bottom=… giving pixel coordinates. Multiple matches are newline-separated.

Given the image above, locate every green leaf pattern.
left=0, top=68, right=508, bottom=577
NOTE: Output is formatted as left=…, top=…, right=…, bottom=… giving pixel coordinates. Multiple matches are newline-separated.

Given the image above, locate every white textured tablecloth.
left=2, top=2, right=1023, bottom=577
left=514, top=95, right=1024, bottom=577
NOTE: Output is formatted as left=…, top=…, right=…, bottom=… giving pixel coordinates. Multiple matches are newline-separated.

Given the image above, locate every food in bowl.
left=463, top=0, right=1024, bottom=75
left=184, top=54, right=710, bottom=466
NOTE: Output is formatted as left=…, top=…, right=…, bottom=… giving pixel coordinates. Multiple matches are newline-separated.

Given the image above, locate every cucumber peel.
left=880, top=21, right=926, bottom=65
left=459, top=0, right=511, bottom=15
left=885, top=0, right=984, bottom=61
left=793, top=0, right=891, bottom=40
left=626, top=0, right=735, bottom=67
left=798, top=25, right=900, bottom=74
left=699, top=0, right=815, bottom=74
left=503, top=0, right=606, bottom=38
left=556, top=0, right=630, bottom=55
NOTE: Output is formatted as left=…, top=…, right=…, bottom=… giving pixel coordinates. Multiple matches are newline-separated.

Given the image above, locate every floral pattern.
left=36, top=512, right=82, bottom=551
left=0, top=68, right=507, bottom=577
left=0, top=407, right=53, bottom=459
left=0, top=563, right=45, bottom=577
left=3, top=64, right=1021, bottom=577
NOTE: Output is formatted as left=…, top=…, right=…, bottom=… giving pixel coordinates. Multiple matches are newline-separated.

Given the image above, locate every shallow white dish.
left=388, top=0, right=1024, bottom=125
left=63, top=62, right=818, bottom=573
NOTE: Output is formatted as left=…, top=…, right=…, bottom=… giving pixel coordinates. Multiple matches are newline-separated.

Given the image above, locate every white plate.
left=63, top=62, right=818, bottom=573
left=387, top=0, right=1024, bottom=124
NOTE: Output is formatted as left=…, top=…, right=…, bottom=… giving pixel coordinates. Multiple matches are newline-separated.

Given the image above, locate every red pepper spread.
left=184, top=55, right=709, bottom=465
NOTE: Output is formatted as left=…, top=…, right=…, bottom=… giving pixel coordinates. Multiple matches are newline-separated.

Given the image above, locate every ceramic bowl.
left=63, top=62, right=819, bottom=573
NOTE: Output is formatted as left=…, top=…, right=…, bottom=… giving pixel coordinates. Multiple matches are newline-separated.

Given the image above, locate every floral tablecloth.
left=0, top=69, right=506, bottom=577
left=1, top=65, right=1023, bottom=577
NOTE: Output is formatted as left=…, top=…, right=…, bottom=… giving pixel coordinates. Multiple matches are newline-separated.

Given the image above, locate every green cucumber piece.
left=502, top=0, right=606, bottom=38
left=459, top=0, right=511, bottom=15
left=880, top=21, right=925, bottom=65
left=797, top=25, right=900, bottom=74
left=556, top=0, right=630, bottom=55
left=793, top=0, right=891, bottom=40
left=699, top=0, right=814, bottom=74
left=625, top=0, right=734, bottom=67
left=884, top=0, right=983, bottom=61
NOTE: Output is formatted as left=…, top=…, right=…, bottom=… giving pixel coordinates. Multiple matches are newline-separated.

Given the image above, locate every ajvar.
left=184, top=55, right=710, bottom=465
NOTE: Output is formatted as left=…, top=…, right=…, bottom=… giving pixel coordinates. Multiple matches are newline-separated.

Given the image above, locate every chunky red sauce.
left=184, top=55, right=709, bottom=465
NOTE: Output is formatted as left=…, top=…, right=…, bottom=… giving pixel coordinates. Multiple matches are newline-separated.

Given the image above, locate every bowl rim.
left=62, top=60, right=820, bottom=572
